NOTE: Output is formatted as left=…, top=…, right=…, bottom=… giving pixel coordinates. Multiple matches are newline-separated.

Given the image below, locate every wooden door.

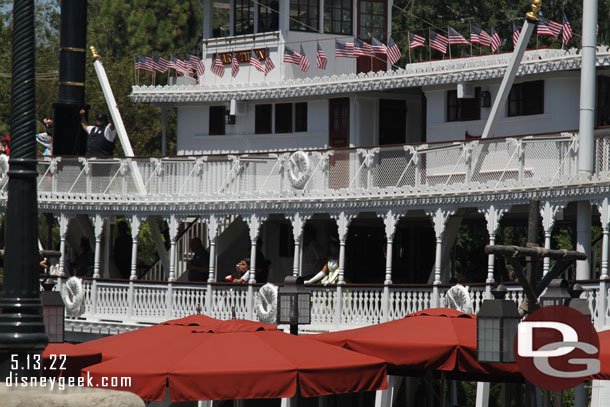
left=329, top=98, right=350, bottom=189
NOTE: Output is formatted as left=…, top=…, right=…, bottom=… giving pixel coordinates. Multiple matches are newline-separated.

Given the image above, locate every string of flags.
left=134, top=14, right=581, bottom=80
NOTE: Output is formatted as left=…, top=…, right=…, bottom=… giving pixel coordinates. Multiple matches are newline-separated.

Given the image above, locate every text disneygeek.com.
left=4, top=372, right=132, bottom=391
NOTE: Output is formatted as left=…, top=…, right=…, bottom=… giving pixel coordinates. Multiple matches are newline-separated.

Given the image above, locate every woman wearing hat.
left=80, top=109, right=116, bottom=157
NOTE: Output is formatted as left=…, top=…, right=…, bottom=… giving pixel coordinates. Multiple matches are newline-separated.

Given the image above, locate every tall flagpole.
left=470, top=24, right=473, bottom=56
left=408, top=31, right=412, bottom=63
left=428, top=28, right=432, bottom=61
left=447, top=26, right=451, bottom=59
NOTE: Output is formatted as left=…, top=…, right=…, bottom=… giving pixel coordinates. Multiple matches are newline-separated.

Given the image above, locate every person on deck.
left=232, top=258, right=251, bottom=284
left=80, top=109, right=116, bottom=157
left=304, top=237, right=340, bottom=285
left=187, top=237, right=210, bottom=282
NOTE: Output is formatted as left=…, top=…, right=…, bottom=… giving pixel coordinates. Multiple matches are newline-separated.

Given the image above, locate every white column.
left=332, top=211, right=354, bottom=284
left=246, top=213, right=265, bottom=283
left=576, top=200, right=592, bottom=280
left=58, top=213, right=69, bottom=276
left=381, top=210, right=400, bottom=285
left=427, top=208, right=455, bottom=307
left=207, top=215, right=220, bottom=282
left=160, top=106, right=168, bottom=156
left=92, top=214, right=106, bottom=279
left=481, top=205, right=508, bottom=296
left=130, top=216, right=142, bottom=280
left=540, top=202, right=561, bottom=276
left=595, top=198, right=610, bottom=330
left=289, top=213, right=307, bottom=277
left=166, top=215, right=181, bottom=281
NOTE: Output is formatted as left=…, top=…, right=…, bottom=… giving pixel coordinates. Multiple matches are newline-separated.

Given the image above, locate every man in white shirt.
left=79, top=109, right=117, bottom=157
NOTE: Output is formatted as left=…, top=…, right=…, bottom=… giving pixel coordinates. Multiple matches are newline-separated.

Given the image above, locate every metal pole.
left=90, top=47, right=146, bottom=194
left=578, top=0, right=598, bottom=176
left=481, top=20, right=535, bottom=139
left=0, top=0, right=49, bottom=379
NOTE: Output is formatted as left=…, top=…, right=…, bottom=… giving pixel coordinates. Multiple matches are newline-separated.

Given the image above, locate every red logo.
left=514, top=306, right=600, bottom=391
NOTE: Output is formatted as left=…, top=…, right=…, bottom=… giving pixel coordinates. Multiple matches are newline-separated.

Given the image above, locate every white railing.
left=31, top=131, right=604, bottom=204
left=67, top=279, right=606, bottom=333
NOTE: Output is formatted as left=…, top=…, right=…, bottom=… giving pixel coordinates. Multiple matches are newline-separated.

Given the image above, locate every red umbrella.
left=309, top=308, right=520, bottom=381
left=80, top=317, right=387, bottom=401
left=42, top=343, right=102, bottom=379
left=74, top=314, right=238, bottom=362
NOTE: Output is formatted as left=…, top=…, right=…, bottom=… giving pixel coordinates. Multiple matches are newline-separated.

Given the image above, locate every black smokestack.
left=52, top=0, right=88, bottom=155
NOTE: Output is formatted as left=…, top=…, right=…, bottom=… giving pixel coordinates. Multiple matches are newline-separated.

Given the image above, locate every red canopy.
left=80, top=317, right=387, bottom=401
left=42, top=343, right=102, bottom=379
left=74, top=314, right=261, bottom=362
left=309, top=308, right=521, bottom=381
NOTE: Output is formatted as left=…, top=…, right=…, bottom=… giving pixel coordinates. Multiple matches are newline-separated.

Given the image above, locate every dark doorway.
left=379, top=99, right=406, bottom=145
left=345, top=224, right=386, bottom=283
left=329, top=98, right=350, bottom=189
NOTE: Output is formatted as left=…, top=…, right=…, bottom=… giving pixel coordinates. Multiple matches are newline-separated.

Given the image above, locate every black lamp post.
left=277, top=276, right=311, bottom=335
left=0, top=0, right=49, bottom=378
left=567, top=283, right=591, bottom=319
left=477, top=285, right=521, bottom=363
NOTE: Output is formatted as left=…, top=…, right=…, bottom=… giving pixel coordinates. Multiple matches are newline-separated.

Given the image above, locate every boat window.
left=275, top=103, right=293, bottom=133
left=212, top=0, right=231, bottom=38
left=234, top=0, right=254, bottom=35
left=255, top=104, right=273, bottom=134
left=209, top=106, right=226, bottom=135
left=447, top=88, right=481, bottom=122
left=259, top=0, right=279, bottom=32
left=290, top=0, right=319, bottom=32
left=508, top=80, right=544, bottom=117
left=324, top=0, right=352, bottom=35
left=295, top=102, right=308, bottom=132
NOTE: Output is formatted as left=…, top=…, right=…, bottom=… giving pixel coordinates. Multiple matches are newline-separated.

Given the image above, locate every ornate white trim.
left=131, top=48, right=610, bottom=103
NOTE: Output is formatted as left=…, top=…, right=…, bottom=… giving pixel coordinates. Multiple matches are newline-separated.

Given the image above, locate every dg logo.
left=514, top=306, right=600, bottom=391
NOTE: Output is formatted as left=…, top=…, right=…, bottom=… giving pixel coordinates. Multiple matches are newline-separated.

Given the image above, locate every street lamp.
left=539, top=279, right=571, bottom=308
left=477, top=285, right=521, bottom=363
left=277, top=276, right=311, bottom=335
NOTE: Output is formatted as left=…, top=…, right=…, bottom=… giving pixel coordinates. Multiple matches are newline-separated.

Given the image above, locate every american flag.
left=409, top=32, right=426, bottom=49
left=353, top=38, right=373, bottom=56
left=429, top=31, right=448, bottom=54
left=512, top=21, right=521, bottom=49
left=335, top=40, right=354, bottom=58
left=211, top=53, right=224, bottom=77
left=284, top=46, right=301, bottom=64
left=135, top=55, right=154, bottom=72
left=250, top=50, right=265, bottom=72
left=299, top=45, right=310, bottom=72
left=231, top=52, right=239, bottom=77
left=490, top=26, right=502, bottom=53
left=471, top=25, right=491, bottom=47
left=317, top=43, right=328, bottom=69
left=264, top=53, right=275, bottom=75
left=562, top=13, right=573, bottom=46
left=448, top=27, right=469, bottom=45
left=170, top=54, right=188, bottom=75
left=537, top=16, right=562, bottom=37
left=371, top=37, right=387, bottom=54
left=186, top=53, right=203, bottom=77
left=387, top=36, right=401, bottom=65
left=152, top=55, right=170, bottom=73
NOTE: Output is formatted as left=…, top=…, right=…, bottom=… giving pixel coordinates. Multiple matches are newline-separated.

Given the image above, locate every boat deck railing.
left=61, top=278, right=606, bottom=333
left=22, top=130, right=610, bottom=204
